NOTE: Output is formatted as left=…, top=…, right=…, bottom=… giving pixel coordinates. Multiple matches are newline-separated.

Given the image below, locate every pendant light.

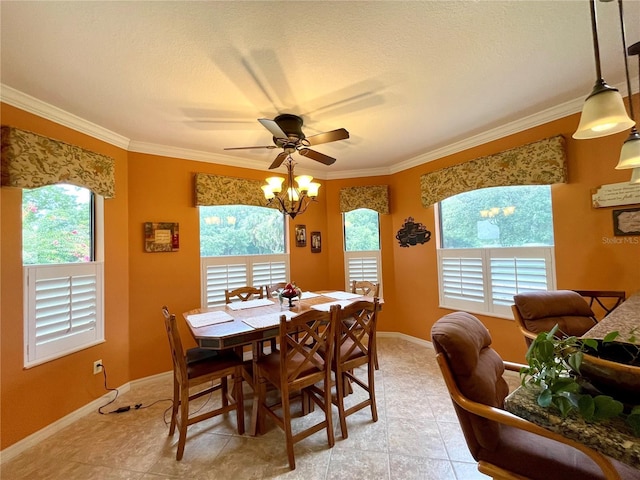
left=615, top=34, right=640, bottom=171
left=573, top=0, right=635, bottom=140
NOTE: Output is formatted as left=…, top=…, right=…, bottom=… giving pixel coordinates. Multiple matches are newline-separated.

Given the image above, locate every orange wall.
left=0, top=104, right=130, bottom=449
left=384, top=107, right=640, bottom=362
left=126, top=153, right=332, bottom=379
left=2, top=98, right=640, bottom=451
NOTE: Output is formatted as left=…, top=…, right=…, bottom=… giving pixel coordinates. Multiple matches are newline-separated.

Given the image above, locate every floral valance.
left=1, top=126, right=115, bottom=198
left=195, top=173, right=270, bottom=207
left=339, top=185, right=390, bottom=214
left=420, top=135, right=567, bottom=207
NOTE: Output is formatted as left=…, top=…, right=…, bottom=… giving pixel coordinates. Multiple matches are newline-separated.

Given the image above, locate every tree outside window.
left=22, top=184, right=93, bottom=265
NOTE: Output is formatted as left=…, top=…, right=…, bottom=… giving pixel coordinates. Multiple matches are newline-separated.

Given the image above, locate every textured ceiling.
left=1, top=1, right=639, bottom=179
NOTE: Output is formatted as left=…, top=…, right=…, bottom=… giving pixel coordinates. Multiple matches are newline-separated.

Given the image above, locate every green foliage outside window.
left=344, top=208, right=380, bottom=251
left=22, top=184, right=93, bottom=265
left=200, top=205, right=285, bottom=256
left=439, top=185, right=554, bottom=248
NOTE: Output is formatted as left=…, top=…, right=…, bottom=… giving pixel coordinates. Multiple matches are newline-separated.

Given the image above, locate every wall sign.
left=592, top=182, right=640, bottom=208
left=144, top=222, right=179, bottom=252
left=613, top=208, right=640, bottom=236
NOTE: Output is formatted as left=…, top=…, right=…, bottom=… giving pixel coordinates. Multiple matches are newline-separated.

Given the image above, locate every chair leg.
left=234, top=370, right=245, bottom=435
left=169, top=374, right=179, bottom=435
left=368, top=362, right=378, bottom=422
left=176, top=385, right=190, bottom=461
left=221, top=376, right=229, bottom=407
left=256, top=377, right=268, bottom=435
left=373, top=335, right=379, bottom=370
left=281, top=389, right=296, bottom=470
left=323, top=377, right=335, bottom=448
left=335, top=367, right=349, bottom=439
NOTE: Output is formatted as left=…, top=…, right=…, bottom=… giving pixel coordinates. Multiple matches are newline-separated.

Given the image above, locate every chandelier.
left=261, top=156, right=320, bottom=219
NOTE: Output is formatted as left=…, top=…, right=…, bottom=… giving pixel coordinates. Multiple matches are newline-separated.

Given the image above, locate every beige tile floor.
left=1, top=337, right=521, bottom=480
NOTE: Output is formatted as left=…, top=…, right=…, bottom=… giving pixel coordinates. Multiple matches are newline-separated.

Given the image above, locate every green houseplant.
left=519, top=325, right=640, bottom=436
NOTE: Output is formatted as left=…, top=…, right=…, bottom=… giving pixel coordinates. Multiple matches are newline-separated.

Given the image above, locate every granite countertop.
left=583, top=291, right=640, bottom=345
left=505, top=384, right=640, bottom=469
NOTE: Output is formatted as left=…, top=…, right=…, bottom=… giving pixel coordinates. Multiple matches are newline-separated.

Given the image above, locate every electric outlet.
left=93, top=359, right=103, bottom=375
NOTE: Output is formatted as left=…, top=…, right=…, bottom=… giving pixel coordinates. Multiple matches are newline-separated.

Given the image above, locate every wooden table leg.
left=249, top=341, right=261, bottom=436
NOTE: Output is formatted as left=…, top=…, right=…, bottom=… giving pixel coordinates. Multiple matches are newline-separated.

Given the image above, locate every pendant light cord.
left=618, top=0, right=636, bottom=123
left=590, top=0, right=603, bottom=80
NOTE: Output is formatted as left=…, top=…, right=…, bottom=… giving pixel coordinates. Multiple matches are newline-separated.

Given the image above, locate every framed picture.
left=144, top=222, right=179, bottom=252
left=295, top=224, right=307, bottom=247
left=311, top=231, right=321, bottom=253
left=613, top=208, right=640, bottom=236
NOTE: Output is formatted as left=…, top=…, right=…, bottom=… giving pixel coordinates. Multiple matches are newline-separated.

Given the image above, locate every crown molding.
left=389, top=97, right=583, bottom=174
left=0, top=84, right=130, bottom=149
left=3, top=80, right=638, bottom=179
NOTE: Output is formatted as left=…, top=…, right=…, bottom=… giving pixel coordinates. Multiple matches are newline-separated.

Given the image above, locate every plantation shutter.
left=252, top=260, right=287, bottom=288
left=345, top=252, right=381, bottom=291
left=440, top=255, right=484, bottom=304
left=201, top=255, right=290, bottom=307
left=25, top=263, right=103, bottom=364
left=490, top=255, right=550, bottom=306
left=203, top=263, right=248, bottom=307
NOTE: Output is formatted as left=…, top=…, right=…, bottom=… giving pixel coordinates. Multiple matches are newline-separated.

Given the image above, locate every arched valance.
left=1, top=126, right=115, bottom=198
left=339, top=185, right=390, bottom=214
left=420, top=135, right=567, bottom=207
left=195, top=173, right=271, bottom=207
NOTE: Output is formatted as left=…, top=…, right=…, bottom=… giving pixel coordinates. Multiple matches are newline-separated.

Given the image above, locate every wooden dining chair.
left=572, top=290, right=626, bottom=321
left=225, top=285, right=265, bottom=303
left=225, top=285, right=276, bottom=354
left=254, top=306, right=339, bottom=470
left=266, top=282, right=287, bottom=298
left=331, top=298, right=379, bottom=439
left=431, top=311, right=635, bottom=480
left=161, top=306, right=248, bottom=460
left=351, top=280, right=380, bottom=298
left=350, top=280, right=380, bottom=369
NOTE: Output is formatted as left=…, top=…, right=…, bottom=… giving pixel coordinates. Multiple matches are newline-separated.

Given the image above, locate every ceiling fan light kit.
left=262, top=156, right=320, bottom=219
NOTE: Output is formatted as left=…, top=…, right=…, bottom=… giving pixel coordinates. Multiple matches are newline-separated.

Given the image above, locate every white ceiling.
left=1, top=1, right=639, bottom=179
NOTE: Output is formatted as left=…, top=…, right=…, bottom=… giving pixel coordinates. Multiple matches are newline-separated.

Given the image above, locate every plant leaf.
left=603, top=331, right=620, bottom=343
left=577, top=395, right=595, bottom=421
left=537, top=388, right=552, bottom=408
left=593, top=395, right=624, bottom=420
left=582, top=338, right=598, bottom=350
left=567, top=351, right=583, bottom=374
left=553, top=395, right=573, bottom=417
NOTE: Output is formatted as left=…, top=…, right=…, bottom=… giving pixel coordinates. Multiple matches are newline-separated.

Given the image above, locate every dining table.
left=183, top=290, right=381, bottom=435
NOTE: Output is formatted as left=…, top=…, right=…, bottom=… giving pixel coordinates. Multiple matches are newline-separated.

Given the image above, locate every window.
left=437, top=185, right=555, bottom=317
left=199, top=205, right=288, bottom=306
left=22, top=184, right=104, bottom=367
left=344, top=208, right=382, bottom=292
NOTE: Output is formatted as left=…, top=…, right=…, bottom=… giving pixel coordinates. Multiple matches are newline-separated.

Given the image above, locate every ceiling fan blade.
left=269, top=152, right=289, bottom=170
left=304, top=128, right=349, bottom=146
left=298, top=148, right=336, bottom=166
left=258, top=118, right=288, bottom=139
left=224, top=145, right=277, bottom=150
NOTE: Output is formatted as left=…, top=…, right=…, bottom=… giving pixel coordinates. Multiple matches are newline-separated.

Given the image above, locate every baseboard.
left=377, top=330, right=434, bottom=349
left=0, top=370, right=173, bottom=464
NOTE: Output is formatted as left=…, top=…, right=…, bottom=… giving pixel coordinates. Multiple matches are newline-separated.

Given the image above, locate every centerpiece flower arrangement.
left=278, top=282, right=302, bottom=308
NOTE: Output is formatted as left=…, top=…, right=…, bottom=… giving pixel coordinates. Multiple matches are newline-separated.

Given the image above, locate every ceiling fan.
left=224, top=114, right=349, bottom=169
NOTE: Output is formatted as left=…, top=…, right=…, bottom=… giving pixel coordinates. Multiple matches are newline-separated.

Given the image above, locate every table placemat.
left=242, top=310, right=298, bottom=329
left=186, top=311, right=234, bottom=328
left=311, top=300, right=358, bottom=312
left=226, top=298, right=275, bottom=310
left=300, top=291, right=321, bottom=298
left=321, top=291, right=362, bottom=300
